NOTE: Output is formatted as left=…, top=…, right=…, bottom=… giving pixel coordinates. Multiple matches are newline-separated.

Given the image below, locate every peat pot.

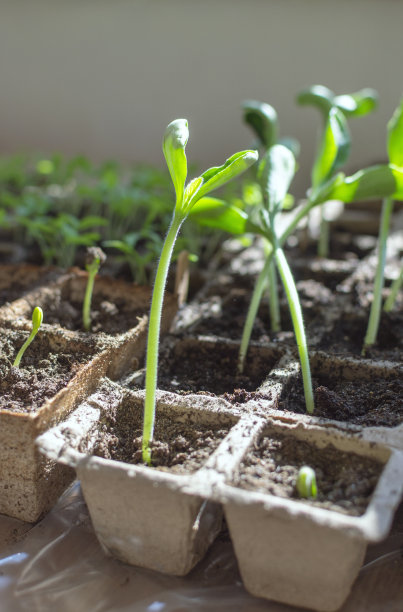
left=219, top=418, right=403, bottom=612
left=0, top=326, right=111, bottom=522
left=36, top=378, right=250, bottom=575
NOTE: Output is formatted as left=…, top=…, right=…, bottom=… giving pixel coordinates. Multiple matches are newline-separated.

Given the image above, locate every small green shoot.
left=13, top=307, right=43, bottom=368
left=296, top=466, right=318, bottom=499
left=142, top=119, right=258, bottom=465
left=83, top=247, right=107, bottom=332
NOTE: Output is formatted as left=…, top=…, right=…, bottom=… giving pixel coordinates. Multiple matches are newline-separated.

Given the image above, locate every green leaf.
left=387, top=98, right=403, bottom=167
left=189, top=196, right=262, bottom=235
left=323, top=164, right=403, bottom=203
left=242, top=100, right=278, bottom=149
left=312, top=107, right=351, bottom=188
left=334, top=88, right=378, bottom=117
left=296, top=85, right=335, bottom=114
left=196, top=150, right=258, bottom=201
left=183, top=176, right=204, bottom=211
left=162, top=119, right=188, bottom=210
left=259, top=145, right=296, bottom=217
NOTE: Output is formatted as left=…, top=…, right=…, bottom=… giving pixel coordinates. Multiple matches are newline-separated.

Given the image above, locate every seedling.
left=297, top=85, right=378, bottom=257
left=142, top=119, right=258, bottom=464
left=296, top=466, right=318, bottom=499
left=362, top=97, right=403, bottom=354
left=242, top=100, right=299, bottom=333
left=13, top=307, right=43, bottom=368
left=83, top=247, right=107, bottom=332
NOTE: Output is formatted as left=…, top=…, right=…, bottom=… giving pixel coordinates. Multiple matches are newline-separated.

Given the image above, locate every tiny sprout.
left=13, top=306, right=43, bottom=368
left=83, top=247, right=107, bottom=332
left=296, top=466, right=318, bottom=499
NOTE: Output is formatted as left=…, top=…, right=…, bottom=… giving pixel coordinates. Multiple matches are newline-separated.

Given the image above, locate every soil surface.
left=93, top=395, right=229, bottom=473
left=232, top=430, right=384, bottom=516
left=277, top=374, right=403, bottom=428
left=190, top=280, right=333, bottom=346
left=320, top=310, right=403, bottom=363
left=156, top=338, right=279, bottom=398
left=30, top=285, right=146, bottom=335
left=0, top=329, right=96, bottom=413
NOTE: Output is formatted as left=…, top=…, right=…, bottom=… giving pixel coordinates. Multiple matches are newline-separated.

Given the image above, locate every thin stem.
left=142, top=214, right=183, bottom=464
left=274, top=246, right=314, bottom=414
left=268, top=259, right=281, bottom=331
left=83, top=268, right=97, bottom=332
left=363, top=197, right=394, bottom=354
left=238, top=248, right=272, bottom=373
left=13, top=331, right=37, bottom=368
left=384, top=264, right=403, bottom=313
left=237, top=199, right=315, bottom=374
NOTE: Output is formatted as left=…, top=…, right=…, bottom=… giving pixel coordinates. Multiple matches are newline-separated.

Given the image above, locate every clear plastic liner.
left=0, top=482, right=402, bottom=612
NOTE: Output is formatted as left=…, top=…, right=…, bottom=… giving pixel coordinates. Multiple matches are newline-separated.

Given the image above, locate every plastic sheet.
left=1, top=482, right=402, bottom=612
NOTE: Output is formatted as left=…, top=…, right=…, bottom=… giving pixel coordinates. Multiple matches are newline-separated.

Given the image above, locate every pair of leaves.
left=163, top=119, right=258, bottom=218
left=297, top=85, right=378, bottom=118
left=191, top=144, right=296, bottom=238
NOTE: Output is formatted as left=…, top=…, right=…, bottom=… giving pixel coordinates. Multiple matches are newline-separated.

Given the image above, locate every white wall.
left=1, top=0, right=402, bottom=195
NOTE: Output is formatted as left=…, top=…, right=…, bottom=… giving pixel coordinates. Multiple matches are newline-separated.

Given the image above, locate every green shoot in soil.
left=363, top=97, right=403, bottom=354
left=13, top=306, right=43, bottom=368
left=83, top=247, right=107, bottom=332
left=296, top=466, right=318, bottom=499
left=142, top=119, right=258, bottom=465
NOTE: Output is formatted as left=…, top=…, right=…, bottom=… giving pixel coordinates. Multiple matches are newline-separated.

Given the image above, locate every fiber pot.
left=0, top=327, right=111, bottom=521
left=0, top=268, right=178, bottom=380
left=37, top=379, right=243, bottom=576
left=219, top=417, right=403, bottom=612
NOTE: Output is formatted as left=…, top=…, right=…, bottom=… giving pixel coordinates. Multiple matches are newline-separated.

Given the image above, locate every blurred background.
left=1, top=0, right=402, bottom=196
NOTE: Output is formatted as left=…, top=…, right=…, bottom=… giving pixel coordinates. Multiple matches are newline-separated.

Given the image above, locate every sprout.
left=83, top=247, right=106, bottom=332
left=13, top=306, right=43, bottom=368
left=296, top=466, right=318, bottom=499
left=142, top=119, right=258, bottom=465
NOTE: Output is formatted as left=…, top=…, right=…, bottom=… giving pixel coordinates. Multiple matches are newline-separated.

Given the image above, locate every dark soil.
left=0, top=266, right=62, bottom=306
left=232, top=430, right=384, bottom=516
left=156, top=338, right=279, bottom=398
left=320, top=310, right=403, bottom=363
left=277, top=374, right=403, bottom=428
left=29, top=284, right=146, bottom=335
left=93, top=394, right=229, bottom=473
left=186, top=280, right=332, bottom=346
left=0, top=329, right=96, bottom=413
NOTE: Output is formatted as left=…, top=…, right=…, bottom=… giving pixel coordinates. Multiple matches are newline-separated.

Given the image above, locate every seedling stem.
left=13, top=307, right=43, bottom=368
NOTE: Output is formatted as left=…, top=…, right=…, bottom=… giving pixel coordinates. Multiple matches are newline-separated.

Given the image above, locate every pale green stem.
left=274, top=245, right=314, bottom=414
left=363, top=197, right=394, bottom=354
left=318, top=209, right=330, bottom=258
left=268, top=259, right=281, bottom=331
left=142, top=214, right=183, bottom=464
left=238, top=250, right=271, bottom=374
left=384, top=265, right=403, bottom=313
left=238, top=199, right=315, bottom=374
left=83, top=267, right=97, bottom=332
left=13, top=330, right=39, bottom=368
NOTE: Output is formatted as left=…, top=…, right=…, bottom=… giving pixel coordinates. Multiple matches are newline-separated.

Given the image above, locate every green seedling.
left=13, top=307, right=43, bottom=368
left=83, top=247, right=107, bottom=332
left=242, top=100, right=300, bottom=333
left=296, top=466, right=318, bottom=499
left=142, top=119, right=258, bottom=465
left=297, top=85, right=378, bottom=257
left=362, top=97, right=403, bottom=355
